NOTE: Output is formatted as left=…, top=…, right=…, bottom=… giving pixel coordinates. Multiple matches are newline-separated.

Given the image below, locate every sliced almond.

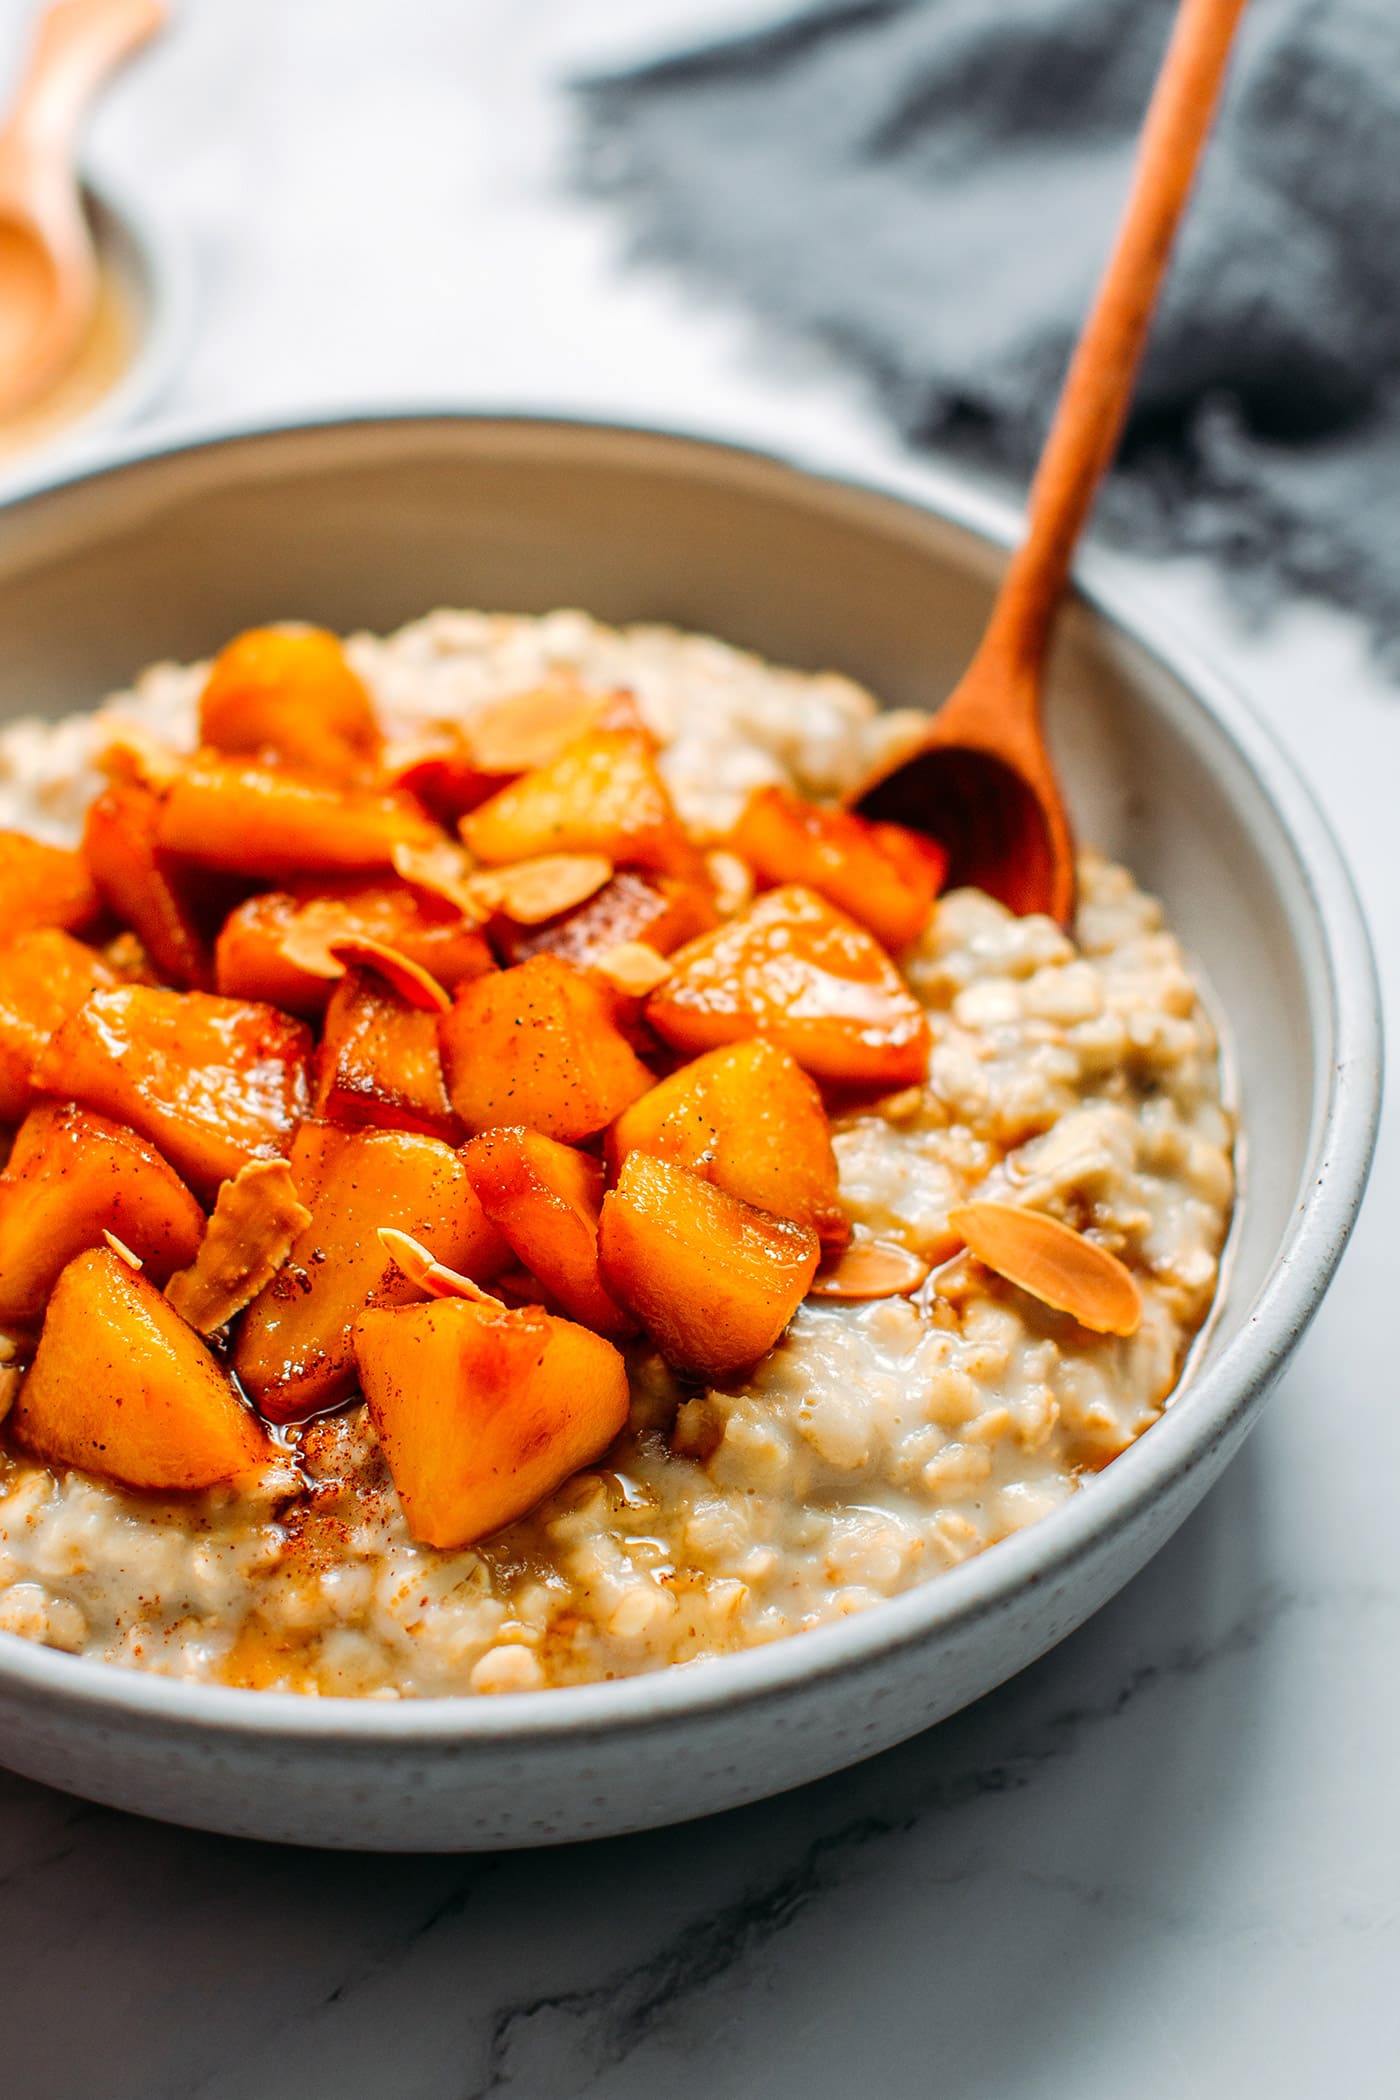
left=946, top=1200, right=1142, bottom=1337
left=390, top=836, right=482, bottom=917
left=165, top=1160, right=312, bottom=1334
left=326, top=936, right=452, bottom=1012
left=594, top=941, right=674, bottom=997
left=276, top=918, right=349, bottom=984
left=102, top=930, right=161, bottom=985
left=466, top=853, right=613, bottom=926
left=809, top=1239, right=930, bottom=1301
left=463, top=679, right=607, bottom=774
left=94, top=720, right=186, bottom=793
left=377, top=1228, right=501, bottom=1304
left=873, top=1085, right=925, bottom=1124
left=102, top=1230, right=144, bottom=1270
left=705, top=848, right=755, bottom=918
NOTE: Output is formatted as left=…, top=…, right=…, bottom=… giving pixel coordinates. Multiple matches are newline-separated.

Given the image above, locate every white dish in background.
left=0, top=412, right=1380, bottom=1850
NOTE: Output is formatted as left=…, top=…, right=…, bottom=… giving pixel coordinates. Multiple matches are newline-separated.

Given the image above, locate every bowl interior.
left=0, top=415, right=1332, bottom=1397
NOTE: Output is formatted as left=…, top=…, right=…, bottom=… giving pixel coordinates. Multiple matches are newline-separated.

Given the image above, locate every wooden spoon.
left=851, top=0, right=1250, bottom=926
left=0, top=0, right=164, bottom=423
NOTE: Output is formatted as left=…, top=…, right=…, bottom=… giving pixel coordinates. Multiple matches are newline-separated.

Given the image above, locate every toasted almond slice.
left=276, top=919, right=349, bottom=983
left=467, top=853, right=613, bottom=926
left=326, top=936, right=452, bottom=1012
left=376, top=1227, right=502, bottom=1304
left=102, top=1230, right=144, bottom=1271
left=391, top=837, right=482, bottom=916
left=94, top=720, right=187, bottom=793
left=873, top=1085, right=925, bottom=1123
left=462, top=680, right=612, bottom=774
left=165, top=1160, right=312, bottom=1334
left=594, top=941, right=674, bottom=997
left=809, top=1238, right=930, bottom=1301
left=102, top=930, right=161, bottom=985
left=705, top=848, right=755, bottom=918
left=947, top=1200, right=1142, bottom=1337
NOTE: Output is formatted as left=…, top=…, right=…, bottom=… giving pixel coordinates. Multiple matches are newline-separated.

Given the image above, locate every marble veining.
left=0, top=3, right=1396, bottom=2097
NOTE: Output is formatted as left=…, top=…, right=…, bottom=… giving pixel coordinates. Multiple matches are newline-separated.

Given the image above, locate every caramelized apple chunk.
left=354, top=1295, right=629, bottom=1548
left=233, top=1124, right=507, bottom=1423
left=440, top=954, right=652, bottom=1142
left=599, top=1153, right=818, bottom=1378
left=607, top=1038, right=848, bottom=1251
left=156, top=757, right=441, bottom=878
left=0, top=929, right=116, bottom=1123
left=732, top=785, right=947, bottom=951
left=646, top=884, right=930, bottom=1089
left=0, top=1102, right=205, bottom=1326
left=312, top=965, right=459, bottom=1141
left=33, top=985, right=312, bottom=1200
left=215, top=877, right=493, bottom=1018
left=83, top=780, right=231, bottom=990
left=462, top=1127, right=635, bottom=1338
left=198, top=624, right=382, bottom=781
left=0, top=829, right=101, bottom=938
left=461, top=728, right=702, bottom=880
left=12, top=1247, right=266, bottom=1492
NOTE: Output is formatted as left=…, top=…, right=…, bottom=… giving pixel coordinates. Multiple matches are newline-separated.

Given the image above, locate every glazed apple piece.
left=0, top=928, right=116, bottom=1123
left=198, top=625, right=382, bottom=782
left=233, top=1123, right=508, bottom=1423
left=83, top=780, right=236, bottom=990
left=492, top=868, right=717, bottom=970
left=440, top=953, right=653, bottom=1142
left=599, top=1152, right=819, bottom=1379
left=215, top=876, right=494, bottom=1018
left=462, top=1127, right=635, bottom=1338
left=607, top=1038, right=849, bottom=1252
left=732, top=785, right=948, bottom=951
left=354, top=1294, right=630, bottom=1548
left=646, top=883, right=931, bottom=1089
left=0, top=1102, right=206, bottom=1326
left=156, top=756, right=442, bottom=878
left=11, top=1246, right=267, bottom=1492
left=33, top=985, right=312, bottom=1200
left=312, top=963, right=459, bottom=1142
left=461, top=728, right=703, bottom=881
left=0, top=829, right=101, bottom=938
left=384, top=682, right=644, bottom=823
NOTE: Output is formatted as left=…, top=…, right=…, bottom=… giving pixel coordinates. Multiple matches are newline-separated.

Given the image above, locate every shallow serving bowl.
left=0, top=414, right=1380, bottom=1850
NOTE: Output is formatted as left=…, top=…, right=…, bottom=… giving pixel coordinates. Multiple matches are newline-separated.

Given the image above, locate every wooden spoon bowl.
left=851, top=0, right=1250, bottom=926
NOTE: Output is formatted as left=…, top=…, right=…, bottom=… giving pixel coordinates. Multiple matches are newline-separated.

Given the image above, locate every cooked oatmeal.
left=0, top=610, right=1233, bottom=1694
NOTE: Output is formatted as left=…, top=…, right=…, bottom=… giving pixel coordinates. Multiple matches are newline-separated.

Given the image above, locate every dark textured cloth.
left=575, top=0, right=1400, bottom=656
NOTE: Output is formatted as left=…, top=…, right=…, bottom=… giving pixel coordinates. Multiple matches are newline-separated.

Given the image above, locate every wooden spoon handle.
left=0, top=0, right=165, bottom=161
left=983, top=0, right=1249, bottom=680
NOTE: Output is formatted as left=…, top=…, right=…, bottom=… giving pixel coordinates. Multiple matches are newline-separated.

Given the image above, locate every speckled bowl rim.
left=0, top=409, right=1381, bottom=1747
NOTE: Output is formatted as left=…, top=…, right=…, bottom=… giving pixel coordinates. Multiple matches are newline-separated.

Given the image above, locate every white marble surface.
left=1, top=3, right=1397, bottom=2095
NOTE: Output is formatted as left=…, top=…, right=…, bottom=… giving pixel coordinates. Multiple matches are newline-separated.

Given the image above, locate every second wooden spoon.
left=852, top=0, right=1250, bottom=926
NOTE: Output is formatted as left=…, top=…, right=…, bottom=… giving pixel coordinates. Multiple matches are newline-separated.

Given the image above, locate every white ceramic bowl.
left=0, top=414, right=1380, bottom=1850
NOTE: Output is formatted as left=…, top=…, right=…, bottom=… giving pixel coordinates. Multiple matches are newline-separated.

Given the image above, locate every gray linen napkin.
left=575, top=0, right=1400, bottom=656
